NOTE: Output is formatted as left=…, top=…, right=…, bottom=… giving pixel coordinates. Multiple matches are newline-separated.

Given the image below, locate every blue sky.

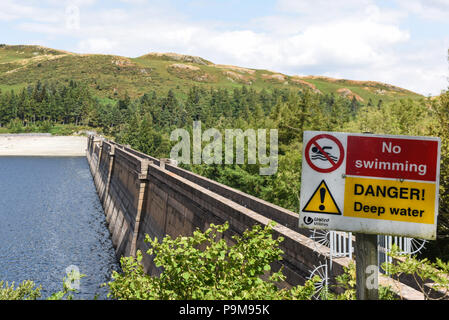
left=1, top=0, right=448, bottom=95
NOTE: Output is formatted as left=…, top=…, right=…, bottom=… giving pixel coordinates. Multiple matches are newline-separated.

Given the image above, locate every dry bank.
left=0, top=134, right=87, bottom=156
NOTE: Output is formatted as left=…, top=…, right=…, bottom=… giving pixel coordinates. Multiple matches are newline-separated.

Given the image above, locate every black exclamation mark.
left=319, top=187, right=326, bottom=211
left=422, top=189, right=425, bottom=201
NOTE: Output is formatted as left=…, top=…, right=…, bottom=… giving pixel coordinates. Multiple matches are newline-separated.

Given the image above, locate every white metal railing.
left=308, top=229, right=427, bottom=298
left=378, top=235, right=427, bottom=274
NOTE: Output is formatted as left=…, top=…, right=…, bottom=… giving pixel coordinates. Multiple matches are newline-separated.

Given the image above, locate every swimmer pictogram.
left=305, top=134, right=344, bottom=173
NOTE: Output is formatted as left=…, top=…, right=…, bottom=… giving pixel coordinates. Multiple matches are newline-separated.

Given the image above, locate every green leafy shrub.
left=107, top=222, right=319, bottom=300
left=38, top=120, right=54, bottom=132
left=302, top=261, right=397, bottom=300
left=7, top=118, right=24, bottom=133
left=0, top=280, right=41, bottom=300
left=383, top=245, right=449, bottom=300
left=50, top=125, right=77, bottom=136
left=47, top=269, right=86, bottom=300
left=327, top=262, right=396, bottom=300
left=24, top=123, right=38, bottom=133
left=0, top=269, right=85, bottom=300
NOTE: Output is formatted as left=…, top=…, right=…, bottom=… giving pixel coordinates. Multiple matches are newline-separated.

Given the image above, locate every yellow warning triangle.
left=302, top=180, right=341, bottom=215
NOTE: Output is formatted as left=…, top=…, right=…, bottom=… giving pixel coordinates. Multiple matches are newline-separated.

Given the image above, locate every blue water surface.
left=0, top=157, right=120, bottom=299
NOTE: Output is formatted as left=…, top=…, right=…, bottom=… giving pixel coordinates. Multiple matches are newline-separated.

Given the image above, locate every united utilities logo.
left=303, top=216, right=313, bottom=225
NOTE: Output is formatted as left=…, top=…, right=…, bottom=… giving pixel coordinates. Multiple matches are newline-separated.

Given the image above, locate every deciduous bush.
left=107, top=222, right=319, bottom=300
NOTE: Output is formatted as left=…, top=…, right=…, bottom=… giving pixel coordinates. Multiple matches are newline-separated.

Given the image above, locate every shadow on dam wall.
left=86, top=135, right=424, bottom=298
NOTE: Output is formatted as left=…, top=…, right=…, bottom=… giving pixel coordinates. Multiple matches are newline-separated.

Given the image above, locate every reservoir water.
left=0, top=157, right=120, bottom=299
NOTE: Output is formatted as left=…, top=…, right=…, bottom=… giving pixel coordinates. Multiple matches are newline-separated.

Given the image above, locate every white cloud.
left=2, top=0, right=448, bottom=95
left=277, top=0, right=373, bottom=13
left=0, top=1, right=60, bottom=23
left=44, top=0, right=97, bottom=6
left=69, top=3, right=449, bottom=95
left=396, top=0, right=449, bottom=21
left=78, top=38, right=118, bottom=52
left=117, top=0, right=148, bottom=4
left=281, top=20, right=409, bottom=67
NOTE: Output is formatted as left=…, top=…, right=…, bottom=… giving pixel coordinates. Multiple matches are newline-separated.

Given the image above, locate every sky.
left=1, top=0, right=449, bottom=96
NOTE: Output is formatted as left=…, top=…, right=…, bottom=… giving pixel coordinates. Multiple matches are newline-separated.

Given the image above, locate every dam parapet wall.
left=86, top=136, right=425, bottom=299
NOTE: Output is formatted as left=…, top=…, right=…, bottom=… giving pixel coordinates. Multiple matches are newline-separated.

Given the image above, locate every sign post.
left=355, top=233, right=378, bottom=300
left=299, top=131, right=441, bottom=299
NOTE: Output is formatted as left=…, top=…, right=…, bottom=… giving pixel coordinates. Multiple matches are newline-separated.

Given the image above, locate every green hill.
left=0, top=44, right=422, bottom=104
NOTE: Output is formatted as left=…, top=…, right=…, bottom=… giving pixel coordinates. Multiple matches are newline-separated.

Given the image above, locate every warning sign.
left=299, top=131, right=441, bottom=240
left=303, top=180, right=342, bottom=215
left=343, top=177, right=436, bottom=224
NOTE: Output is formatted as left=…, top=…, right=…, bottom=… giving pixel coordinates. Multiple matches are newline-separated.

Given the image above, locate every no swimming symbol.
left=305, top=134, right=344, bottom=173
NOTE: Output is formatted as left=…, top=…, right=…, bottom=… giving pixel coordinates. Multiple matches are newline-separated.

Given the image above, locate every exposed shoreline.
left=0, top=134, right=87, bottom=156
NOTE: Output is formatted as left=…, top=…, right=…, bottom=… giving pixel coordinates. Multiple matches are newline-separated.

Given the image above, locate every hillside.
left=0, top=44, right=423, bottom=104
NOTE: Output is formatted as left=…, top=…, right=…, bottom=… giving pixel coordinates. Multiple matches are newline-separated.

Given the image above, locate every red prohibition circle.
left=305, top=134, right=344, bottom=173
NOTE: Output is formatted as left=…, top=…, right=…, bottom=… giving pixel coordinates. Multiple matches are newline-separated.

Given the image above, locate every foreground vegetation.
left=3, top=222, right=449, bottom=300
left=1, top=223, right=320, bottom=300
left=108, top=223, right=318, bottom=300
left=0, top=269, right=84, bottom=300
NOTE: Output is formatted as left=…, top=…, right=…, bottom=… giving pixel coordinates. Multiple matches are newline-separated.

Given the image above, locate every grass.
left=0, top=83, right=26, bottom=93
left=304, top=78, right=422, bottom=105
left=0, top=123, right=95, bottom=136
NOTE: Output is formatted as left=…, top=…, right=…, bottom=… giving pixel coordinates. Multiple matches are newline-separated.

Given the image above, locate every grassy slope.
left=0, top=44, right=423, bottom=104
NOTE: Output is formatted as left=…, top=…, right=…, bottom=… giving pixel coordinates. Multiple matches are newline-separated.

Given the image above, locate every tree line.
left=0, top=79, right=448, bottom=260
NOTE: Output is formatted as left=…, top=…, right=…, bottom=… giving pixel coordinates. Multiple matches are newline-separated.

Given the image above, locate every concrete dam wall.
left=86, top=136, right=424, bottom=298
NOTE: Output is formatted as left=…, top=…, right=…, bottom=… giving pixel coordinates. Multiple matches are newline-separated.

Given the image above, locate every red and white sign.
left=346, top=136, right=439, bottom=182
left=299, top=131, right=441, bottom=240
